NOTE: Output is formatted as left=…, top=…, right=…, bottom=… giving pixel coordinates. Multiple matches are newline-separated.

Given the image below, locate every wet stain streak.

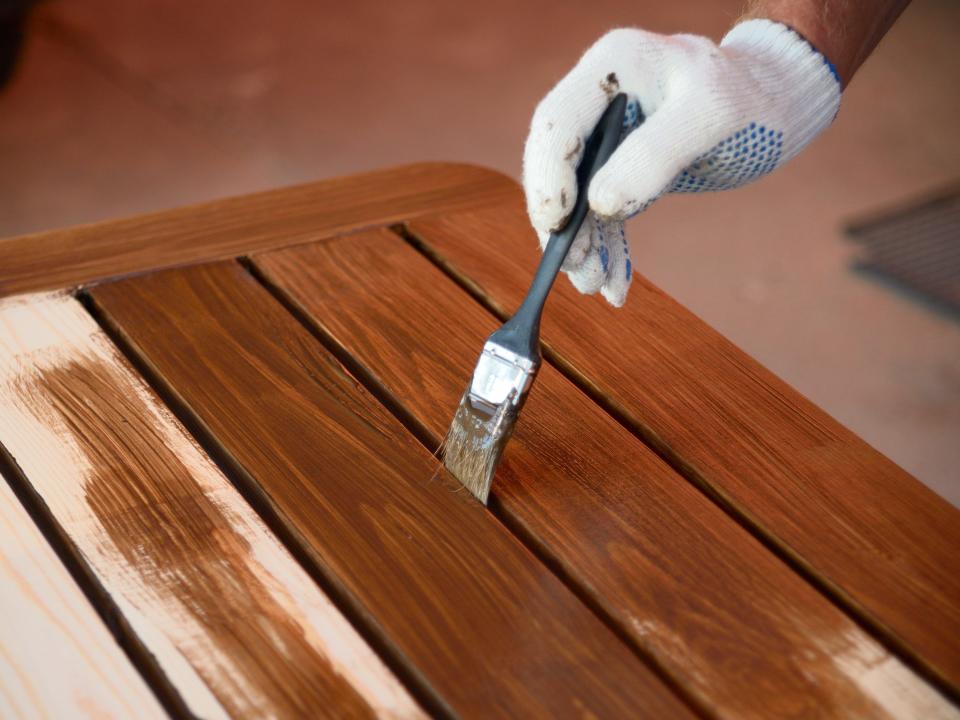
left=38, top=355, right=378, bottom=717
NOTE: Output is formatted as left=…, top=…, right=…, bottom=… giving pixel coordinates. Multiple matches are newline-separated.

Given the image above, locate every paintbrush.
left=443, top=93, right=630, bottom=503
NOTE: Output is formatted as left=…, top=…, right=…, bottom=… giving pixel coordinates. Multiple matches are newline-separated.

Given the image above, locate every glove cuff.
left=720, top=19, right=841, bottom=165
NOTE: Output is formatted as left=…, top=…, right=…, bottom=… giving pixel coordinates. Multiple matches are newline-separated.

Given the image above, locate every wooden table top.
left=0, top=163, right=957, bottom=719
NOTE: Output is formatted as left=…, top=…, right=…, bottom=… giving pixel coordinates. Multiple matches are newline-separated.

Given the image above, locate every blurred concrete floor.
left=1, top=0, right=958, bottom=505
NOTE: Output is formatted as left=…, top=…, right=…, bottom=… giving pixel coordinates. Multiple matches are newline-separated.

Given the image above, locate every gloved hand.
left=522, top=19, right=841, bottom=306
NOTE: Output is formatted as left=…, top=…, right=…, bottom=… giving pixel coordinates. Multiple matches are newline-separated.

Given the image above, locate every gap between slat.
left=0, top=440, right=192, bottom=720
left=392, top=222, right=960, bottom=706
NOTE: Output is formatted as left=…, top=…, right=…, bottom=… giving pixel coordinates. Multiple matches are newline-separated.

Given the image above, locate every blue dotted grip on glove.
left=671, top=122, right=784, bottom=192
left=618, top=97, right=786, bottom=196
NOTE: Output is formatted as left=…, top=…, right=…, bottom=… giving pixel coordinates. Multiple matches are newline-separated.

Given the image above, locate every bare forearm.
left=742, top=0, right=911, bottom=86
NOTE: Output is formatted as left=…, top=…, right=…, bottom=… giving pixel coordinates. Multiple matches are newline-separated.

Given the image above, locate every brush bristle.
left=442, top=394, right=517, bottom=504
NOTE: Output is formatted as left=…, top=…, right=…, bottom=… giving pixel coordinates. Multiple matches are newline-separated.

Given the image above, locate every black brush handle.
left=490, top=93, right=631, bottom=358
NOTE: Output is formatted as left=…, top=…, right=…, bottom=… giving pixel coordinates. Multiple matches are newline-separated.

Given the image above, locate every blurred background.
left=0, top=0, right=958, bottom=505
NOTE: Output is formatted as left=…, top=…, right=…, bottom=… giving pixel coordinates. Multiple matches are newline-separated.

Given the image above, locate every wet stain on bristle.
left=442, top=395, right=518, bottom=504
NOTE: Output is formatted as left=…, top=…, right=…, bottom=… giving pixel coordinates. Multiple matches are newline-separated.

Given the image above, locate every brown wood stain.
left=0, top=293, right=423, bottom=720
left=406, top=201, right=960, bottom=696
left=252, top=228, right=957, bottom=720
left=43, top=357, right=379, bottom=718
left=3, top=161, right=954, bottom=718
left=90, top=262, right=695, bottom=719
left=0, top=163, right=517, bottom=298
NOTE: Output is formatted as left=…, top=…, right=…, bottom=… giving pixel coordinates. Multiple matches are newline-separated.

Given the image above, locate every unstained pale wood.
left=406, top=199, right=960, bottom=694
left=0, top=162, right=516, bottom=298
left=0, top=293, right=424, bottom=719
left=89, top=262, right=694, bottom=719
left=252, top=228, right=957, bottom=719
left=0, top=473, right=166, bottom=720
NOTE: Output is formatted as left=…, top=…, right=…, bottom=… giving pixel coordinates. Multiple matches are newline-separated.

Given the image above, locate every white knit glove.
left=522, top=19, right=841, bottom=306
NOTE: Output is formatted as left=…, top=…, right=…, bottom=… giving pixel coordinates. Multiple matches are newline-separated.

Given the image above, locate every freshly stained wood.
left=406, top=200, right=960, bottom=693
left=0, top=162, right=515, bottom=298
left=0, top=293, right=424, bottom=719
left=253, top=228, right=957, bottom=719
left=0, top=472, right=166, bottom=720
left=90, top=262, right=694, bottom=719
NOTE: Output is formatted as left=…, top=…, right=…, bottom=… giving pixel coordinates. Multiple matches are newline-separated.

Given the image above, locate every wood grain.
left=0, top=292, right=424, bottom=719
left=0, top=471, right=167, bottom=720
left=0, top=162, right=515, bottom=298
left=89, top=262, right=694, bottom=719
left=405, top=199, right=960, bottom=694
left=253, top=228, right=958, bottom=720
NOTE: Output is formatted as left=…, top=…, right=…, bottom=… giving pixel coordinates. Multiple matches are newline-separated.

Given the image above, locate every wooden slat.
left=0, top=162, right=515, bottom=298
left=253, top=228, right=957, bottom=719
left=0, top=293, right=424, bottom=719
left=406, top=198, right=960, bottom=694
left=89, top=263, right=694, bottom=719
left=0, top=473, right=167, bottom=720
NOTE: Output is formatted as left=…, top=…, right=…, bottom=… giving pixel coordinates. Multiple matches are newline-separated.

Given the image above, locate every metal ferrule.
left=467, top=341, right=539, bottom=416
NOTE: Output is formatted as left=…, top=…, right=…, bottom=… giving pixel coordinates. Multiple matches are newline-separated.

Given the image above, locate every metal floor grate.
left=847, top=184, right=960, bottom=314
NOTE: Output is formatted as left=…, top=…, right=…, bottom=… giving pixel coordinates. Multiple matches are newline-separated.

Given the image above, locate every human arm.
left=743, top=0, right=911, bottom=86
